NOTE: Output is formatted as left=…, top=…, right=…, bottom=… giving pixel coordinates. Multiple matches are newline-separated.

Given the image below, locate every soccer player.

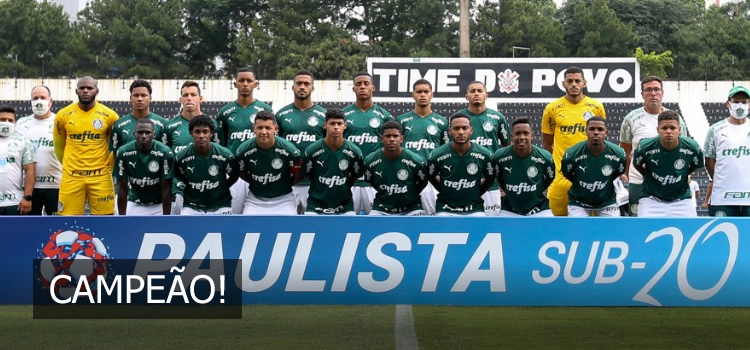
left=561, top=117, right=626, bottom=216
left=165, top=81, right=220, bottom=214
left=542, top=66, right=606, bottom=216
left=115, top=119, right=174, bottom=215
left=428, top=112, right=495, bottom=216
left=397, top=79, right=448, bottom=215
left=0, top=106, right=35, bottom=215
left=277, top=69, right=326, bottom=213
left=217, top=67, right=272, bottom=214
left=111, top=80, right=168, bottom=153
left=494, top=117, right=555, bottom=217
left=16, top=85, right=61, bottom=215
left=236, top=110, right=302, bottom=215
left=704, top=85, right=750, bottom=216
left=620, top=76, right=687, bottom=216
left=174, top=115, right=238, bottom=215
left=633, top=111, right=704, bottom=217
left=343, top=72, right=392, bottom=214
left=364, top=121, right=428, bottom=215
left=303, top=109, right=364, bottom=215
left=459, top=81, right=510, bottom=216
left=53, top=76, right=119, bottom=215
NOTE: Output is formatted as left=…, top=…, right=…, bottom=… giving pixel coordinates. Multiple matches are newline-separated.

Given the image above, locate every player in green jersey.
left=428, top=113, right=495, bottom=216
left=110, top=80, right=168, bottom=153
left=633, top=111, right=704, bottom=216
left=115, top=119, right=174, bottom=215
left=236, top=110, right=303, bottom=215
left=217, top=67, right=273, bottom=214
left=303, top=109, right=364, bottom=215
left=397, top=79, right=448, bottom=215
left=277, top=69, right=326, bottom=213
left=175, top=115, right=238, bottom=215
left=561, top=117, right=626, bottom=216
left=166, top=82, right=222, bottom=215
left=494, top=117, right=555, bottom=217
left=364, top=121, right=428, bottom=215
left=460, top=81, right=510, bottom=216
left=343, top=72, right=392, bottom=214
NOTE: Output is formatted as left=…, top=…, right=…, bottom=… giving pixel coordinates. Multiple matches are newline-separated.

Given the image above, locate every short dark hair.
left=413, top=79, right=432, bottom=91
left=641, top=76, right=663, bottom=90
left=237, top=67, right=257, bottom=79
left=188, top=115, right=214, bottom=133
left=353, top=71, right=372, bottom=82
left=325, top=109, right=346, bottom=122
left=254, top=110, right=277, bottom=124
left=0, top=105, right=16, bottom=117
left=181, top=80, right=201, bottom=95
left=564, top=66, right=584, bottom=79
left=130, top=79, right=152, bottom=95
left=381, top=120, right=403, bottom=135
left=136, top=118, right=154, bottom=128
left=658, top=110, right=681, bottom=123
left=294, top=69, right=314, bottom=82
left=31, top=85, right=51, bottom=97
left=511, top=117, right=531, bottom=128
left=586, top=116, right=606, bottom=126
left=450, top=112, right=470, bottom=125
left=465, top=80, right=486, bottom=93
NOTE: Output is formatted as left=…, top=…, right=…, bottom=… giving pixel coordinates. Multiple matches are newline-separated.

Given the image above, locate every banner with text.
left=367, top=57, right=640, bottom=101
left=1, top=216, right=746, bottom=307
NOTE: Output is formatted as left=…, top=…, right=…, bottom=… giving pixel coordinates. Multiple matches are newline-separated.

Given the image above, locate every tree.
left=558, top=0, right=638, bottom=57
left=634, top=47, right=673, bottom=78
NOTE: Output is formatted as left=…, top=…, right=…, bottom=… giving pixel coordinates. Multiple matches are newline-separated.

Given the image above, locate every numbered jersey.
left=175, top=143, right=236, bottom=211
left=236, top=136, right=302, bottom=198
left=541, top=96, right=606, bottom=173
left=364, top=149, right=427, bottom=214
left=16, top=114, right=61, bottom=189
left=110, top=113, right=168, bottom=152
left=303, top=139, right=364, bottom=214
left=277, top=103, right=326, bottom=185
left=428, top=143, right=494, bottom=214
left=217, top=100, right=272, bottom=152
left=634, top=136, right=704, bottom=202
left=0, top=133, right=35, bottom=207
left=396, top=111, right=449, bottom=161
left=115, top=140, right=174, bottom=205
left=619, top=107, right=686, bottom=184
left=704, top=119, right=750, bottom=205
left=562, top=140, right=626, bottom=208
left=494, top=145, right=554, bottom=215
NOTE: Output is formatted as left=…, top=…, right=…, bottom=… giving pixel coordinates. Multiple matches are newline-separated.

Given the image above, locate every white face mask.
left=0, top=121, right=14, bottom=137
left=31, top=99, right=50, bottom=116
left=729, top=102, right=749, bottom=120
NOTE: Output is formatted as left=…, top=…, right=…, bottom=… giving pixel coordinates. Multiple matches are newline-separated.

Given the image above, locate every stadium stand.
left=702, top=102, right=726, bottom=126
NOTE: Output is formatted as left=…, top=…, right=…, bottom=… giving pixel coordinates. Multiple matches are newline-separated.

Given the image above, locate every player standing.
left=0, top=106, right=35, bottom=215
left=110, top=80, right=168, bottom=153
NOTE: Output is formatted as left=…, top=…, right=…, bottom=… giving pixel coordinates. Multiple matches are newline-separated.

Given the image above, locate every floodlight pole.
left=459, top=0, right=470, bottom=57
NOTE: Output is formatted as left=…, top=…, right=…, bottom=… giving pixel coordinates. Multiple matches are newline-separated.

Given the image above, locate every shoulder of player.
left=364, top=149, right=381, bottom=166
left=396, top=111, right=414, bottom=122
left=212, top=143, right=234, bottom=156
left=485, top=108, right=507, bottom=120
left=707, top=119, right=728, bottom=133
left=622, top=107, right=646, bottom=122
left=402, top=148, right=427, bottom=165
left=583, top=96, right=606, bottom=109
left=637, top=136, right=660, bottom=149
left=430, top=142, right=452, bottom=158
left=116, top=140, right=137, bottom=155
left=254, top=100, right=273, bottom=111
left=679, top=136, right=701, bottom=150
left=276, top=103, right=295, bottom=115
left=344, top=141, right=364, bottom=157
left=152, top=140, right=174, bottom=154
left=605, top=141, right=627, bottom=157
left=470, top=142, right=493, bottom=158
left=372, top=104, right=392, bottom=118
left=148, top=113, right=168, bottom=123
left=544, top=96, right=568, bottom=111
left=217, top=101, right=237, bottom=115
left=531, top=145, right=553, bottom=160
left=95, top=103, right=119, bottom=119
left=492, top=145, right=512, bottom=160
left=275, top=136, right=301, bottom=154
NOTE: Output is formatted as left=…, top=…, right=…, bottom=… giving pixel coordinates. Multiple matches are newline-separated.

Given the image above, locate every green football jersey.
left=174, top=143, right=236, bottom=211
left=303, top=139, right=364, bottom=214
left=115, top=140, right=174, bottom=205
left=110, top=113, right=168, bottom=152
left=561, top=140, right=626, bottom=208
left=277, top=103, right=326, bottom=186
left=459, top=107, right=510, bottom=191
left=396, top=111, right=449, bottom=160
left=236, top=136, right=302, bottom=198
left=342, top=104, right=392, bottom=185
left=428, top=142, right=495, bottom=214
left=217, top=100, right=273, bottom=152
left=165, top=115, right=221, bottom=195
left=364, top=148, right=427, bottom=214
left=633, top=136, right=704, bottom=202
left=494, top=145, right=555, bottom=215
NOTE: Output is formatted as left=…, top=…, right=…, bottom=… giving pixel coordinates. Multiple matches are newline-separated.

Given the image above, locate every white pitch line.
left=395, top=304, right=419, bottom=350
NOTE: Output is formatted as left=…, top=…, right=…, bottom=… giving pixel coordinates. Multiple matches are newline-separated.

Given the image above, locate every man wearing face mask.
left=0, top=106, right=36, bottom=215
left=16, top=86, right=61, bottom=215
left=703, top=86, right=750, bottom=216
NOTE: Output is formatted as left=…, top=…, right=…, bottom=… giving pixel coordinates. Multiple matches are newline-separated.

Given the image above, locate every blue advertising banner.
left=1, top=216, right=746, bottom=307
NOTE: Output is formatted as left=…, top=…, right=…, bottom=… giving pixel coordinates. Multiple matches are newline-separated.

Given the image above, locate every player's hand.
left=701, top=202, right=708, bottom=209
left=620, top=174, right=628, bottom=183
left=18, top=198, right=32, bottom=215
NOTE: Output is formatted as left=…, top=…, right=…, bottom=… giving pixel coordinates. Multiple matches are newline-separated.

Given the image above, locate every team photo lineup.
left=1, top=66, right=748, bottom=218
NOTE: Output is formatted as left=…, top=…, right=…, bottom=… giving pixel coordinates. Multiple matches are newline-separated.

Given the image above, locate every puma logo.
left=187, top=166, right=195, bottom=173
left=174, top=130, right=181, bottom=137
left=375, top=171, right=383, bottom=177
left=316, top=160, right=325, bottom=167
left=504, top=167, right=512, bottom=173
left=284, top=118, right=292, bottom=124
left=128, top=161, right=136, bottom=168
left=650, top=159, right=659, bottom=166
left=444, top=165, right=452, bottom=172
left=248, top=159, right=258, bottom=165
left=346, top=120, right=354, bottom=125
left=579, top=166, right=586, bottom=172
left=228, top=116, right=236, bottom=122
left=405, top=126, right=413, bottom=132
left=122, top=129, right=130, bottom=135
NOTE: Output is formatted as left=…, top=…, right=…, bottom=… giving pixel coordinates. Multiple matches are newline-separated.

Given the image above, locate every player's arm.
left=160, top=179, right=172, bottom=215
left=703, top=129, right=716, bottom=179
left=415, top=160, right=429, bottom=193
left=705, top=157, right=715, bottom=179
left=702, top=180, right=713, bottom=209
left=226, top=155, right=239, bottom=187
left=540, top=106, right=555, bottom=153
left=543, top=160, right=555, bottom=189
left=632, top=142, right=646, bottom=176
left=19, top=162, right=35, bottom=214
left=619, top=142, right=632, bottom=182
left=347, top=152, right=365, bottom=188
left=117, top=177, right=128, bottom=215
left=53, top=118, right=66, bottom=162
left=688, top=146, right=705, bottom=174
left=479, top=159, right=495, bottom=195
left=498, top=117, right=511, bottom=147
left=560, top=152, right=575, bottom=183
left=290, top=147, right=303, bottom=186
